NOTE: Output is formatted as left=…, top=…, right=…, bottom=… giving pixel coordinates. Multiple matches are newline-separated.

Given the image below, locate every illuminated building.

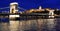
left=39, top=6, right=42, bottom=10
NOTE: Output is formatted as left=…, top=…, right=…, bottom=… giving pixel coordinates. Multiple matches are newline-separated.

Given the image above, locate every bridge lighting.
left=9, top=2, right=20, bottom=19
left=10, top=2, right=18, bottom=13
left=49, top=10, right=54, bottom=18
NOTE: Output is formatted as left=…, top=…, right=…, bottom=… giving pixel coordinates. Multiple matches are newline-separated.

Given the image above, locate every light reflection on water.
left=0, top=18, right=59, bottom=31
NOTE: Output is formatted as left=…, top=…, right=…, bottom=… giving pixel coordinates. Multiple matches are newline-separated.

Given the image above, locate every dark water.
left=0, top=18, right=60, bottom=31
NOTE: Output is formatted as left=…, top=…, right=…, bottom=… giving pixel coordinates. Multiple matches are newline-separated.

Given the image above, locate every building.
left=39, top=6, right=42, bottom=10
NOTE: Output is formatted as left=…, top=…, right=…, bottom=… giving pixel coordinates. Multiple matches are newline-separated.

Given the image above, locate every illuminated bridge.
left=0, top=6, right=54, bottom=19
left=0, top=2, right=55, bottom=19
left=0, top=6, right=50, bottom=16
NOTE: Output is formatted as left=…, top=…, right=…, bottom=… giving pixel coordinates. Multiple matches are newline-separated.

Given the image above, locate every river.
left=0, top=18, right=60, bottom=31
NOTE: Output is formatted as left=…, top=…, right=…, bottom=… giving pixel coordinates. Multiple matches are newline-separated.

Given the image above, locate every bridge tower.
left=10, top=2, right=18, bottom=13
left=49, top=10, right=54, bottom=18
left=9, top=2, right=19, bottom=19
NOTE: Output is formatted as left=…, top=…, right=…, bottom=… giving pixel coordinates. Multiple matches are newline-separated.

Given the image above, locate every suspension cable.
left=0, top=7, right=9, bottom=9
left=0, top=6, right=27, bottom=11
left=18, top=7, right=27, bottom=10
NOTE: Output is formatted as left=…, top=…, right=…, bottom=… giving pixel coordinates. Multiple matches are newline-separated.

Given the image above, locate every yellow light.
left=9, top=15, right=19, bottom=19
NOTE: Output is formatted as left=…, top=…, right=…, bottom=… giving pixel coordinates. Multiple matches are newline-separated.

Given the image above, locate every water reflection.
left=47, top=19, right=56, bottom=31
left=0, top=22, right=9, bottom=31
left=9, top=21, right=19, bottom=31
left=0, top=18, right=58, bottom=31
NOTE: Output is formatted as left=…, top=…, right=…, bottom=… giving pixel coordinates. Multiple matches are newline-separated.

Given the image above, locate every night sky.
left=0, top=0, right=60, bottom=12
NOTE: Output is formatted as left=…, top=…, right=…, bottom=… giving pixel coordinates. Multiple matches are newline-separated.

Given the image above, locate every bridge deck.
left=0, top=13, right=50, bottom=16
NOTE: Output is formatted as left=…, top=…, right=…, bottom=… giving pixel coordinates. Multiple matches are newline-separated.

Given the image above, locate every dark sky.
left=0, top=0, right=60, bottom=11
